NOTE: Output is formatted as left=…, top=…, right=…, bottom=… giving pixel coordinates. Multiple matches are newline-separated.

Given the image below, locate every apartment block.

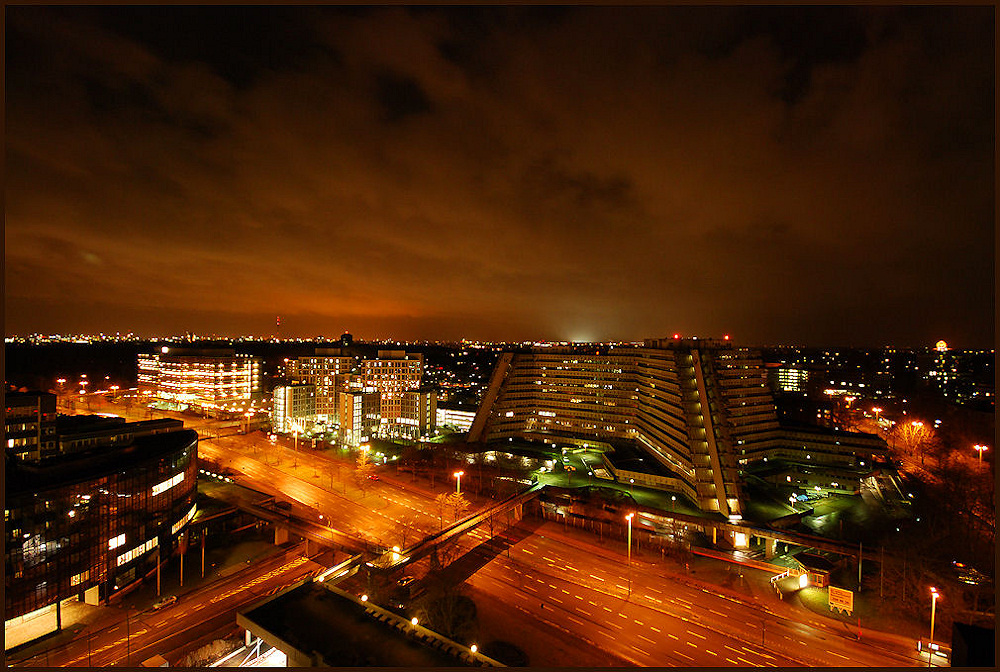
left=471, top=338, right=888, bottom=515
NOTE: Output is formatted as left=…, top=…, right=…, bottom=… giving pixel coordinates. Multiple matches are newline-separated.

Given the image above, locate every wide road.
left=12, top=545, right=322, bottom=668
left=82, top=399, right=926, bottom=667
left=466, top=526, right=923, bottom=667
left=199, top=438, right=447, bottom=550
left=204, top=440, right=922, bottom=667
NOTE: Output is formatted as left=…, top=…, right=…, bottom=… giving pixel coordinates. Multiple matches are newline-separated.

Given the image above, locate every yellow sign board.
left=828, top=585, right=854, bottom=615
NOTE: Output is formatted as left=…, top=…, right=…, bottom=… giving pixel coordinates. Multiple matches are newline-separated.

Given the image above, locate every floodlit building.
left=470, top=338, right=888, bottom=515
left=436, top=402, right=477, bottom=433
left=272, top=384, right=317, bottom=434
left=286, top=349, right=354, bottom=424
left=137, top=347, right=261, bottom=416
left=360, top=351, right=424, bottom=435
left=397, top=388, right=437, bottom=440
left=5, top=422, right=197, bottom=647
left=338, top=388, right=380, bottom=447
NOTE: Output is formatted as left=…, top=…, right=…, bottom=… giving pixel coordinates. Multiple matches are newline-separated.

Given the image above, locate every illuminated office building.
left=272, top=384, right=317, bottom=434
left=137, top=347, right=261, bottom=415
left=338, top=388, right=380, bottom=447
left=286, top=349, right=354, bottom=423
left=436, top=402, right=477, bottom=433
left=360, top=351, right=424, bottom=434
left=5, top=426, right=197, bottom=646
left=471, top=338, right=887, bottom=516
left=397, top=389, right=437, bottom=440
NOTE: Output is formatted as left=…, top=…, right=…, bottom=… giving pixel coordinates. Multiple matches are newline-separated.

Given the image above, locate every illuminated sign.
left=828, top=585, right=854, bottom=614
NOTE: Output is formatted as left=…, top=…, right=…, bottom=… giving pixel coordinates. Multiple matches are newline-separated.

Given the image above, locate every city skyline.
left=5, top=5, right=995, bottom=348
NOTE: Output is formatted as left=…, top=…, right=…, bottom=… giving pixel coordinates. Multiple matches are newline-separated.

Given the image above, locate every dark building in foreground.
left=4, top=398, right=198, bottom=640
left=5, top=391, right=58, bottom=461
left=470, top=338, right=888, bottom=516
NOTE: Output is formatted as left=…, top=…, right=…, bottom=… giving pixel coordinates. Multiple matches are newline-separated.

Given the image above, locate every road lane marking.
left=668, top=633, right=679, bottom=641
left=589, top=574, right=604, bottom=580
left=650, top=626, right=661, bottom=633
left=675, top=651, right=694, bottom=662
left=687, top=630, right=707, bottom=640
left=638, top=634, right=656, bottom=644
left=567, top=616, right=585, bottom=626
left=686, top=642, right=698, bottom=649
left=706, top=650, right=718, bottom=656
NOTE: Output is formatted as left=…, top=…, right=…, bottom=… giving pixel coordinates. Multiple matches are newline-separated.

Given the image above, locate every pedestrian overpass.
left=367, top=483, right=544, bottom=572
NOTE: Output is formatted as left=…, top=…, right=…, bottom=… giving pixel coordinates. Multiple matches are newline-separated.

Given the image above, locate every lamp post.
left=453, top=470, right=464, bottom=494
left=625, top=513, right=634, bottom=597
left=928, top=586, right=940, bottom=667
left=973, top=444, right=988, bottom=465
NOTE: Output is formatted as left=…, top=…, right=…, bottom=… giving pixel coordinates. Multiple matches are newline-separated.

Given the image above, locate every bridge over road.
left=369, top=483, right=544, bottom=572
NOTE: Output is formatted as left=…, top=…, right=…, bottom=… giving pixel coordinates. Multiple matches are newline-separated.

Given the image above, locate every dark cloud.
left=4, top=6, right=994, bottom=347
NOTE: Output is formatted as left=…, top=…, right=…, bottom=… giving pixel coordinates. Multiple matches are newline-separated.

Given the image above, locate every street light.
left=973, top=444, right=988, bottom=465
left=453, top=470, right=465, bottom=494
left=872, top=407, right=882, bottom=424
left=625, top=512, right=634, bottom=597
left=928, top=587, right=940, bottom=667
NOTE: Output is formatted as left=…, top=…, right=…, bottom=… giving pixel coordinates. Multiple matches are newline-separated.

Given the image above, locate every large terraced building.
left=469, top=338, right=887, bottom=517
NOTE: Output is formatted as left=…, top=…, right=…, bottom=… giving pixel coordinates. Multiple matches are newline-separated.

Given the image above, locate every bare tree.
left=355, top=450, right=376, bottom=496
left=435, top=493, right=449, bottom=530
left=447, top=492, right=470, bottom=522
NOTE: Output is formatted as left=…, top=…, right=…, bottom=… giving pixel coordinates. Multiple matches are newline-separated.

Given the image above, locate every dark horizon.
left=5, top=6, right=995, bottom=349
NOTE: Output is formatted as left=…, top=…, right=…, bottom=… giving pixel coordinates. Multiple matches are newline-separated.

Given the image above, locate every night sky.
left=5, top=6, right=994, bottom=347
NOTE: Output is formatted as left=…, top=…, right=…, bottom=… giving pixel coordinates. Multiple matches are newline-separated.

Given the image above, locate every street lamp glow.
left=470, top=644, right=478, bottom=654
left=928, top=586, right=941, bottom=666
left=625, top=512, right=635, bottom=596
left=453, top=470, right=465, bottom=494
left=411, top=617, right=419, bottom=626
left=973, top=444, right=988, bottom=465
left=361, top=594, right=368, bottom=602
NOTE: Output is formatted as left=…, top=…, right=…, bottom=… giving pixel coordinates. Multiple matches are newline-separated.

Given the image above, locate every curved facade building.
left=470, top=339, right=887, bottom=516
left=5, top=429, right=198, bottom=625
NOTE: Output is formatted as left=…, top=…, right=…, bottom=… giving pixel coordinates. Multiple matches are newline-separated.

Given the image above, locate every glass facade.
left=5, top=430, right=198, bottom=619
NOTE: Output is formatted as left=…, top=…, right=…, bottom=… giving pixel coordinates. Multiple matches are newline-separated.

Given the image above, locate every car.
left=152, top=595, right=177, bottom=610
left=368, top=474, right=380, bottom=481
left=396, top=576, right=417, bottom=588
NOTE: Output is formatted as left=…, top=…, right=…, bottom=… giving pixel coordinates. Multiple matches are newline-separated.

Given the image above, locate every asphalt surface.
left=10, top=546, right=322, bottom=667
left=59, top=396, right=933, bottom=667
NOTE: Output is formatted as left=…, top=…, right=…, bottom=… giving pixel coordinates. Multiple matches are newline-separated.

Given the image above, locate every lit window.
left=109, top=533, right=126, bottom=550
